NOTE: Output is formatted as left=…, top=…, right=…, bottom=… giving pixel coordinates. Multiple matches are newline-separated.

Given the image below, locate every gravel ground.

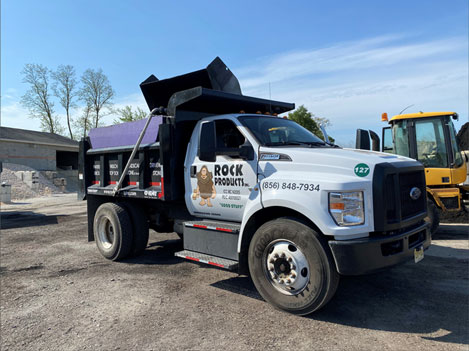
left=1, top=195, right=468, bottom=351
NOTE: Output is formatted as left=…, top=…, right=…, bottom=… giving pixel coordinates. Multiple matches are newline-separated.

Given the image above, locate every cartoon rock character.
left=192, top=165, right=216, bottom=207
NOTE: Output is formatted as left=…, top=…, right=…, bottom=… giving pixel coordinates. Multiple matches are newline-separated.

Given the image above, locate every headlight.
left=329, top=191, right=364, bottom=226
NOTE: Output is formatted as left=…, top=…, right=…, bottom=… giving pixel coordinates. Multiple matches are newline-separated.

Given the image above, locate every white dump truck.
left=79, top=57, right=430, bottom=315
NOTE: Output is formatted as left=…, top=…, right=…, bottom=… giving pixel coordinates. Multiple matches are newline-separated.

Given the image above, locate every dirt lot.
left=1, top=194, right=468, bottom=351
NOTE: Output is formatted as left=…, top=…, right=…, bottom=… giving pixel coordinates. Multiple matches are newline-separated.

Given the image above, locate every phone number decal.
left=262, top=181, right=320, bottom=191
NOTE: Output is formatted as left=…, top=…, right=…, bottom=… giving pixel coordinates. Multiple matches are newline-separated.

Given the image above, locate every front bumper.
left=328, top=221, right=430, bottom=275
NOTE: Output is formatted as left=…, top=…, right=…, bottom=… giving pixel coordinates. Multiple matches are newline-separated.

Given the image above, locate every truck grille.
left=399, top=171, right=426, bottom=219
left=373, top=162, right=426, bottom=232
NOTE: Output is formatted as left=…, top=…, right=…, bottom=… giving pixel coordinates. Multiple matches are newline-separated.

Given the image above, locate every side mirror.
left=199, top=122, right=216, bottom=162
left=355, top=129, right=370, bottom=150
left=369, top=130, right=380, bottom=152
left=239, top=143, right=255, bottom=161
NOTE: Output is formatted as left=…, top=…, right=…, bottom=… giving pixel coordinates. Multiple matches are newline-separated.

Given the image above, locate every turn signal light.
left=330, top=203, right=345, bottom=210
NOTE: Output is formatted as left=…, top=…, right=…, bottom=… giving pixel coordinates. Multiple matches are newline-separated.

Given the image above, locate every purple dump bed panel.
left=88, top=116, right=163, bottom=149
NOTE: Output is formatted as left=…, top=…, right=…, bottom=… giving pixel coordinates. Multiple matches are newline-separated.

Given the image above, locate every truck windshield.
left=414, top=118, right=448, bottom=168
left=239, top=116, right=326, bottom=147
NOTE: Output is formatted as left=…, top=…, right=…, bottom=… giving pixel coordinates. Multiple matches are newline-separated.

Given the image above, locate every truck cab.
left=80, top=58, right=430, bottom=315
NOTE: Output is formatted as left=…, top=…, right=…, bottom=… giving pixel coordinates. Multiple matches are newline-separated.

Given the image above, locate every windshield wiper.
left=264, top=140, right=339, bottom=148
left=264, top=141, right=313, bottom=146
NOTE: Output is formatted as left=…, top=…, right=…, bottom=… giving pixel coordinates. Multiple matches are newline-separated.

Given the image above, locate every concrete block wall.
left=0, top=141, right=56, bottom=170
left=55, top=169, right=78, bottom=192
left=14, top=171, right=40, bottom=191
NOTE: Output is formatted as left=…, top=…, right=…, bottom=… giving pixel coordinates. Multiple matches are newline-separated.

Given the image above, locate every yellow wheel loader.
left=356, top=112, right=469, bottom=234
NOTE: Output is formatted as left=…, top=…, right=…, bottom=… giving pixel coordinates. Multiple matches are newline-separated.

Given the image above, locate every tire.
left=93, top=203, right=133, bottom=261
left=248, top=217, right=339, bottom=315
left=123, top=204, right=149, bottom=257
left=426, top=199, right=440, bottom=236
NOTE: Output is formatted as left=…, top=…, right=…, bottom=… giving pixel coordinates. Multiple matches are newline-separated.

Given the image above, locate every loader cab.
left=382, top=112, right=466, bottom=186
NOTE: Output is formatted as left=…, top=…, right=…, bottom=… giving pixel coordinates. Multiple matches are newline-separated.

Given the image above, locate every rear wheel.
left=93, top=203, right=133, bottom=260
left=123, top=204, right=149, bottom=257
left=248, top=217, right=339, bottom=315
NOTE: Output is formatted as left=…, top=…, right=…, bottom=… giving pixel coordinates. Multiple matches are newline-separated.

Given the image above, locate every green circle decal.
left=354, top=163, right=370, bottom=177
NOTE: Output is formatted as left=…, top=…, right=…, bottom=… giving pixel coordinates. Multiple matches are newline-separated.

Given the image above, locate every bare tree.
left=52, top=65, right=77, bottom=139
left=74, top=103, right=93, bottom=139
left=79, top=68, right=114, bottom=128
left=113, top=105, right=147, bottom=124
left=21, top=64, right=63, bottom=134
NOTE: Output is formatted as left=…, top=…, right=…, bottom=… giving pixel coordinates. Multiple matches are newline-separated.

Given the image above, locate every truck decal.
left=214, top=164, right=246, bottom=187
left=262, top=181, right=320, bottom=192
left=354, top=163, right=370, bottom=177
left=192, top=165, right=216, bottom=207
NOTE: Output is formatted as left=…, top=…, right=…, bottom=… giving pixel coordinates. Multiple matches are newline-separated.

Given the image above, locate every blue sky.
left=1, top=0, right=468, bottom=145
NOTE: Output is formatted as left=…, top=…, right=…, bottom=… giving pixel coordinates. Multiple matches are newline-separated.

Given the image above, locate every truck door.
left=185, top=119, right=257, bottom=222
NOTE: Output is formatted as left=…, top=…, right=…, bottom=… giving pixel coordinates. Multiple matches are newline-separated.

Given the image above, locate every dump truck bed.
left=81, top=140, right=166, bottom=200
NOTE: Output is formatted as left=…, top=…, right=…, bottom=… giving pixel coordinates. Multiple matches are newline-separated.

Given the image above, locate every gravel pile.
left=457, top=122, right=469, bottom=150
left=0, top=163, right=63, bottom=200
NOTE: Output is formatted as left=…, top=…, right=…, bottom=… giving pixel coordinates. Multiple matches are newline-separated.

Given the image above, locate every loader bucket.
left=140, top=57, right=242, bottom=111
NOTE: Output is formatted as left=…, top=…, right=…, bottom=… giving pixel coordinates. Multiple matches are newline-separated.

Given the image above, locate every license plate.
left=414, top=246, right=424, bottom=263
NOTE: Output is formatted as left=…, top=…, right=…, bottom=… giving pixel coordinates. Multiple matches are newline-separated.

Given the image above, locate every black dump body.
left=79, top=57, right=294, bottom=202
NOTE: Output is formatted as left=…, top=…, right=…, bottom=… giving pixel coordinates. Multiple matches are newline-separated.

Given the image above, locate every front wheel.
left=248, top=218, right=339, bottom=315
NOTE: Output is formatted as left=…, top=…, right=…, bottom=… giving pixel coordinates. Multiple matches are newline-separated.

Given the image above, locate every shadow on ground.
left=432, top=224, right=469, bottom=240
left=0, top=211, right=66, bottom=230
left=124, top=239, right=184, bottom=265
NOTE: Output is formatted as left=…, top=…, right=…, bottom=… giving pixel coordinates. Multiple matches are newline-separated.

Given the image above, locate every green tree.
left=113, top=105, right=148, bottom=124
left=287, top=105, right=334, bottom=142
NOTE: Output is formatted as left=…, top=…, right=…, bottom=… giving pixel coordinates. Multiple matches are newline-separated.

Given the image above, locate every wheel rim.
left=263, top=240, right=310, bottom=296
left=98, top=217, right=115, bottom=250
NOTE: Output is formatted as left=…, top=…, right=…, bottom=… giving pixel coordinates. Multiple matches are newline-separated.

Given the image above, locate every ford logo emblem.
left=410, top=187, right=422, bottom=200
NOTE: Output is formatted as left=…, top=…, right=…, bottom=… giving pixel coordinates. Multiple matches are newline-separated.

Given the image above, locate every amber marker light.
left=330, top=202, right=345, bottom=210
left=381, top=112, right=388, bottom=122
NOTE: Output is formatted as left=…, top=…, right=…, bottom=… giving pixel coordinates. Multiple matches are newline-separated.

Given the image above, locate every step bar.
left=175, top=250, right=238, bottom=271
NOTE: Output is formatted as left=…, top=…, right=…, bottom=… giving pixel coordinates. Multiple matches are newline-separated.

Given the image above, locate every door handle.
left=190, top=166, right=197, bottom=178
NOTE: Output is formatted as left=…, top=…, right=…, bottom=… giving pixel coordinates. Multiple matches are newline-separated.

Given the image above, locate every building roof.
left=0, top=126, right=79, bottom=149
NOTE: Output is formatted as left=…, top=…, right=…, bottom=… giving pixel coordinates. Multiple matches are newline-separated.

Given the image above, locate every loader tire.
left=426, top=199, right=440, bottom=236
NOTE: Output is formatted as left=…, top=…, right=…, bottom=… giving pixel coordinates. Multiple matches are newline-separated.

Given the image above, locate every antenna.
left=268, top=82, right=272, bottom=114
left=399, top=104, right=414, bottom=115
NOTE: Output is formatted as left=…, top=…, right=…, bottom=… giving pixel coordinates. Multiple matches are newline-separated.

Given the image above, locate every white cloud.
left=235, top=35, right=468, bottom=145
left=0, top=100, right=41, bottom=131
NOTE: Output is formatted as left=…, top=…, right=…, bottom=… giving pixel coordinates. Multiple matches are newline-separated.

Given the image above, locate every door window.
left=214, top=119, right=245, bottom=152
left=415, top=119, right=448, bottom=168
left=382, top=127, right=393, bottom=153
left=448, top=120, right=463, bottom=168
left=392, top=120, right=410, bottom=157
